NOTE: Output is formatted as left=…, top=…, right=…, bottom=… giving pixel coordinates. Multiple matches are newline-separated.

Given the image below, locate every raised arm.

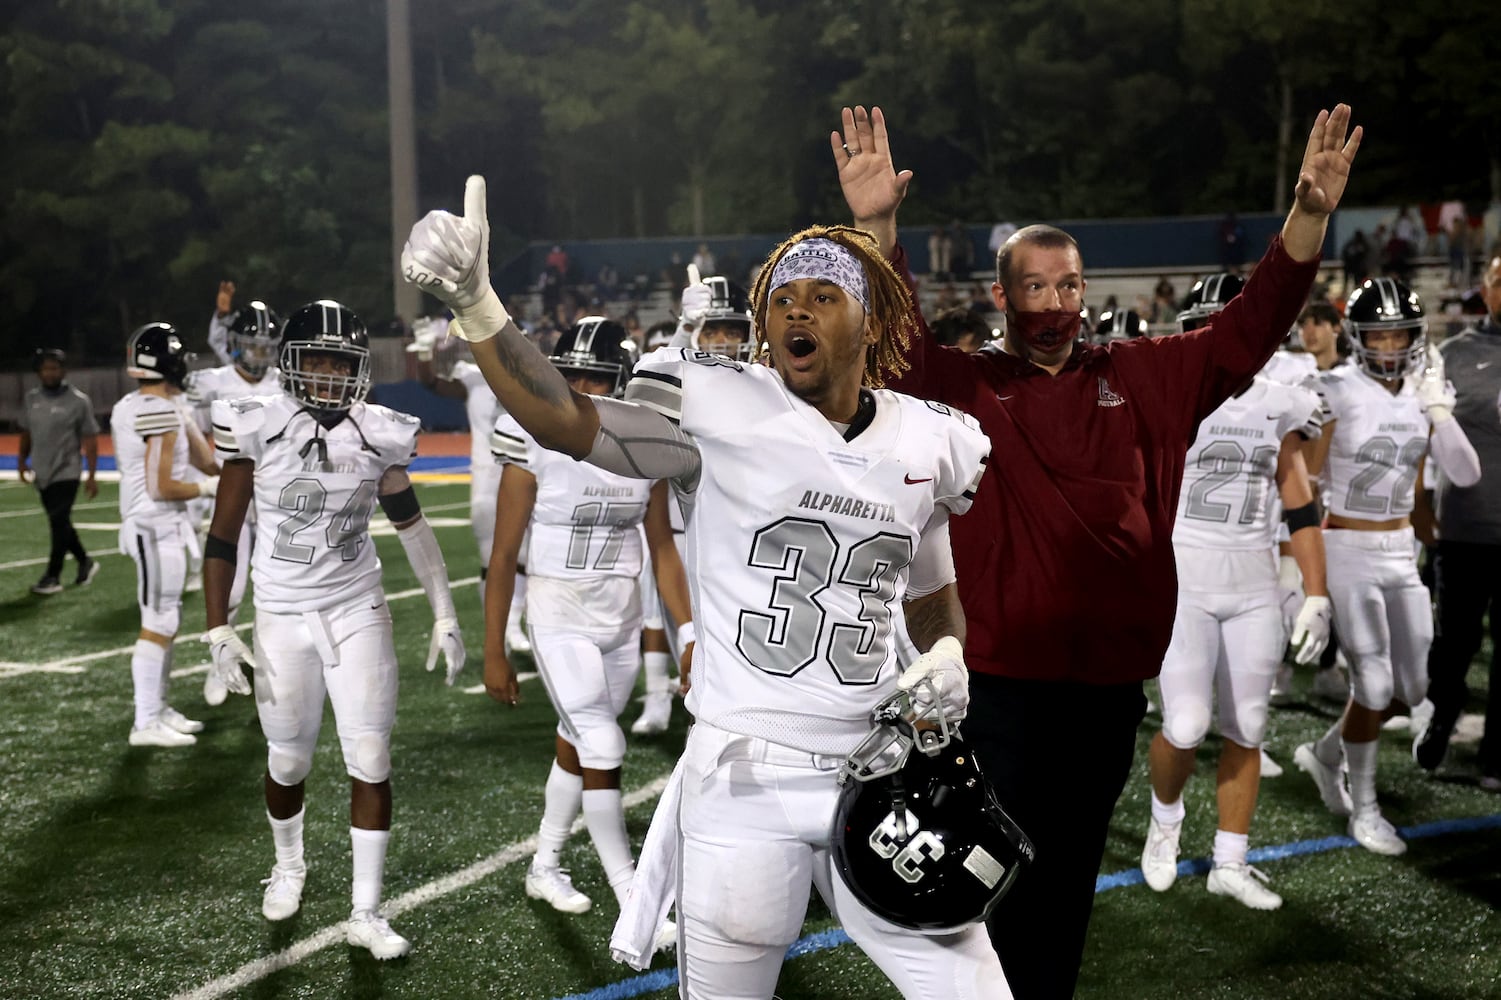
left=831, top=105, right=911, bottom=259
left=1281, top=104, right=1362, bottom=262
left=402, top=176, right=600, bottom=458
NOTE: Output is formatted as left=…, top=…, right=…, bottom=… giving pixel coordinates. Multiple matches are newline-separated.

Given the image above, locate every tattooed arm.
left=465, top=324, right=601, bottom=459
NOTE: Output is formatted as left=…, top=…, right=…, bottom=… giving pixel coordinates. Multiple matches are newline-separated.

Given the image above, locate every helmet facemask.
left=1345, top=320, right=1426, bottom=380
left=280, top=342, right=371, bottom=411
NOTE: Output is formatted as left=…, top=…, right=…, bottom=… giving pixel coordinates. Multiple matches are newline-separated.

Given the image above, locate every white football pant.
left=530, top=621, right=642, bottom=770
left=1325, top=528, right=1432, bottom=711
left=123, top=518, right=189, bottom=636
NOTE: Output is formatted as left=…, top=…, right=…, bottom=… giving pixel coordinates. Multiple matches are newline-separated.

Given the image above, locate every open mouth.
left=786, top=333, right=817, bottom=359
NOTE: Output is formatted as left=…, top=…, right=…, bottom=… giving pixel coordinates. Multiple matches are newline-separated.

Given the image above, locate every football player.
left=404, top=178, right=1008, bottom=998
left=1294, top=278, right=1481, bottom=855
left=409, top=314, right=532, bottom=656
left=202, top=300, right=466, bottom=959
left=112, top=324, right=221, bottom=747
left=185, top=300, right=284, bottom=705
left=483, top=318, right=692, bottom=944
left=1140, top=364, right=1329, bottom=910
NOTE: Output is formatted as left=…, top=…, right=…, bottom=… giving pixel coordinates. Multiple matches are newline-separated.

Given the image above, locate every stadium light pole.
left=388, top=0, right=420, bottom=329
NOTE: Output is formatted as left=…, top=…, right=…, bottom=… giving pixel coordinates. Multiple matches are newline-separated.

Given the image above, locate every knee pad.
left=140, top=603, right=181, bottom=638
left=267, top=743, right=314, bottom=786
left=1351, top=656, right=1395, bottom=711
left=1163, top=699, right=1212, bottom=750
left=572, top=722, right=627, bottom=771
left=347, top=732, right=391, bottom=783
left=1394, top=671, right=1429, bottom=711
left=1220, top=700, right=1269, bottom=749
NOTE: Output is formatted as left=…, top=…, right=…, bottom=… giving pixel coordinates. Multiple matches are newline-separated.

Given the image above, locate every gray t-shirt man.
left=20, top=384, right=99, bottom=488
left=1435, top=317, right=1501, bottom=543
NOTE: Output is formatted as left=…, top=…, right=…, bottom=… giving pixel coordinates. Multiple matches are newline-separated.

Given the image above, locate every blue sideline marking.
left=555, top=812, right=1501, bottom=1000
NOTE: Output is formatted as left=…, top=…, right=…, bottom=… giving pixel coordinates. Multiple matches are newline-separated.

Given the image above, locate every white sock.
left=131, top=639, right=166, bottom=729
left=1212, top=829, right=1248, bottom=868
left=1345, top=739, right=1380, bottom=814
left=350, top=826, right=390, bottom=917
left=268, top=809, right=306, bottom=871
left=1150, top=792, right=1185, bottom=826
left=1313, top=719, right=1344, bottom=766
left=534, top=761, right=582, bottom=870
left=581, top=787, right=635, bottom=904
left=642, top=651, right=671, bottom=696
left=159, top=641, right=175, bottom=704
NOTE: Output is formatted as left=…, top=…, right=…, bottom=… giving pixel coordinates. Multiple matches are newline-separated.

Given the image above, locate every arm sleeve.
left=587, top=395, right=702, bottom=486
left=906, top=509, right=956, bottom=599
left=208, top=311, right=233, bottom=366
left=395, top=515, right=457, bottom=620
left=1430, top=417, right=1482, bottom=488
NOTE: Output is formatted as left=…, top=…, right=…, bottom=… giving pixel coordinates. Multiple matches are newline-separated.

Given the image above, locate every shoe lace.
left=262, top=866, right=302, bottom=892
left=1147, top=822, right=1179, bottom=862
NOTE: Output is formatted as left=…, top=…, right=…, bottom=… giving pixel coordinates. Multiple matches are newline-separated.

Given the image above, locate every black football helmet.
left=1177, top=273, right=1246, bottom=332
left=1343, top=277, right=1426, bottom=380
left=278, top=300, right=372, bottom=411
left=692, top=277, right=754, bottom=361
left=832, top=690, right=1034, bottom=934
left=1093, top=309, right=1149, bottom=344
left=127, top=322, right=193, bottom=388
left=228, top=300, right=282, bottom=378
left=549, top=316, right=634, bottom=396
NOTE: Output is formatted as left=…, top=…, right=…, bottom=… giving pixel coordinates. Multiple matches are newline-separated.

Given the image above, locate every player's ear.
left=862, top=312, right=879, bottom=346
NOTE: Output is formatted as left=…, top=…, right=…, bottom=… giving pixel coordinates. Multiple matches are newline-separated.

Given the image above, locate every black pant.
left=1425, top=540, right=1501, bottom=773
left=39, top=479, right=88, bottom=578
left=966, top=674, right=1146, bottom=1000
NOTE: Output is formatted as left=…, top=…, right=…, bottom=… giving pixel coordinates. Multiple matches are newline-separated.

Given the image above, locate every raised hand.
left=679, top=263, right=711, bottom=332
left=830, top=105, right=912, bottom=249
left=1293, top=104, right=1362, bottom=218
left=402, top=176, right=510, bottom=341
left=216, top=280, right=235, bottom=317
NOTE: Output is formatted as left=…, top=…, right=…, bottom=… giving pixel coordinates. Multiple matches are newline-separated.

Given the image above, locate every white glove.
left=679, top=264, right=711, bottom=332
left=897, top=636, right=969, bottom=721
left=405, top=316, right=447, bottom=361
left=205, top=624, right=254, bottom=697
left=1290, top=595, right=1333, bottom=666
left=1409, top=345, right=1456, bottom=421
left=401, top=175, right=510, bottom=342
left=197, top=476, right=220, bottom=498
left=1277, top=555, right=1303, bottom=634
left=426, top=616, right=466, bottom=685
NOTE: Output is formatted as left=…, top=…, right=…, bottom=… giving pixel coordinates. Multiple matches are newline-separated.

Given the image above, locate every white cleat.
left=1312, top=665, right=1350, bottom=703
left=184, top=572, right=204, bottom=594
left=1140, top=816, right=1182, bottom=892
left=524, top=862, right=592, bottom=914
left=504, top=626, right=532, bottom=657
left=631, top=692, right=673, bottom=735
left=128, top=719, right=197, bottom=748
left=653, top=919, right=678, bottom=953
left=346, top=910, right=411, bottom=959
left=1259, top=748, right=1283, bottom=778
left=1294, top=742, right=1352, bottom=817
left=1207, top=863, right=1283, bottom=910
left=1269, top=664, right=1294, bottom=706
left=1348, top=808, right=1406, bottom=856
left=261, top=864, right=306, bottom=921
left=203, top=670, right=229, bottom=707
left=160, top=706, right=205, bottom=735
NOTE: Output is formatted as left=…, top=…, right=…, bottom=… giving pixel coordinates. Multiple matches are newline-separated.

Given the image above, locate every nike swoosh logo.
left=1479, top=362, right=1493, bottom=370
left=997, top=395, right=1014, bottom=401
left=904, top=474, right=933, bottom=484
left=1266, top=415, right=1279, bottom=420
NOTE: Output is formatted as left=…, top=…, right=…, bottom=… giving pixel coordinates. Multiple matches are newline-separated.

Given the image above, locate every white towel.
left=610, top=754, right=686, bottom=969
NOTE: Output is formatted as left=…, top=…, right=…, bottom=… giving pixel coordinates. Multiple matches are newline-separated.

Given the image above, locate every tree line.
left=2, top=0, right=1495, bottom=364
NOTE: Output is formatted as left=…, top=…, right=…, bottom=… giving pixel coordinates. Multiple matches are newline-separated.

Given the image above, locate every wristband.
left=450, top=288, right=511, bottom=344
left=677, top=621, right=696, bottom=649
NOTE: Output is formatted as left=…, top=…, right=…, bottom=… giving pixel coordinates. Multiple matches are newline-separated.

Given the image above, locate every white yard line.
left=168, top=773, right=673, bottom=1000
left=0, top=549, right=125, bottom=571
left=0, top=576, right=481, bottom=679
left=0, top=499, right=118, bottom=519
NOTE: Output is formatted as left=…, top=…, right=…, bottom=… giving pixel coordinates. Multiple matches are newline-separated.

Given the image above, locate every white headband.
left=767, top=238, right=869, bottom=313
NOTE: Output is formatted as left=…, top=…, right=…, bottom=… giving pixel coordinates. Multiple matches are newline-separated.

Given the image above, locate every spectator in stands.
left=931, top=306, right=992, bottom=353
left=949, top=220, right=974, bottom=279
left=597, top=262, right=620, bottom=301
left=1150, top=279, right=1178, bottom=325
left=1393, top=206, right=1419, bottom=254
left=692, top=243, right=716, bottom=276
left=928, top=225, right=952, bottom=281
left=1382, top=226, right=1414, bottom=282
left=988, top=219, right=1018, bottom=260
left=1341, top=229, right=1370, bottom=289
left=18, top=348, right=100, bottom=595
left=545, top=244, right=570, bottom=279
left=1448, top=216, right=1472, bottom=288
left=1219, top=211, right=1247, bottom=274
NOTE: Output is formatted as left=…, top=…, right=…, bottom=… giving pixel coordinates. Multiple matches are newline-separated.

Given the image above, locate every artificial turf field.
left=0, top=476, right=1496, bottom=999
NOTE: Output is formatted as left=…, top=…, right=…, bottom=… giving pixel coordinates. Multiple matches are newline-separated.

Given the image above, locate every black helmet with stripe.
left=227, top=300, right=282, bottom=378
left=278, top=300, right=371, bottom=411
left=1343, top=277, right=1426, bottom=380
left=1093, top=308, right=1149, bottom=343
left=127, top=322, right=193, bottom=388
left=549, top=316, right=634, bottom=396
left=1177, top=273, right=1246, bottom=332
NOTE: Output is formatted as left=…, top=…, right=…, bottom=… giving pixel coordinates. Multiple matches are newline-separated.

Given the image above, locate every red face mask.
left=1008, top=308, right=1082, bottom=354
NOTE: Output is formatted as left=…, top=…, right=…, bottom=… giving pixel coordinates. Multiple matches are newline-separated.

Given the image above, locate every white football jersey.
left=492, top=412, right=652, bottom=629
left=1316, top=365, right=1430, bottom=521
left=112, top=390, right=193, bottom=525
left=1174, top=377, right=1323, bottom=550
left=1259, top=349, right=1318, bottom=386
left=185, top=364, right=282, bottom=432
left=453, top=360, right=500, bottom=472
left=211, top=394, right=420, bottom=613
left=626, top=350, right=989, bottom=756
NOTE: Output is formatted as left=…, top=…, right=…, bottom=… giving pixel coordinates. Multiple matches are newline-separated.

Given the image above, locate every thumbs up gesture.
left=402, top=175, right=511, bottom=342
